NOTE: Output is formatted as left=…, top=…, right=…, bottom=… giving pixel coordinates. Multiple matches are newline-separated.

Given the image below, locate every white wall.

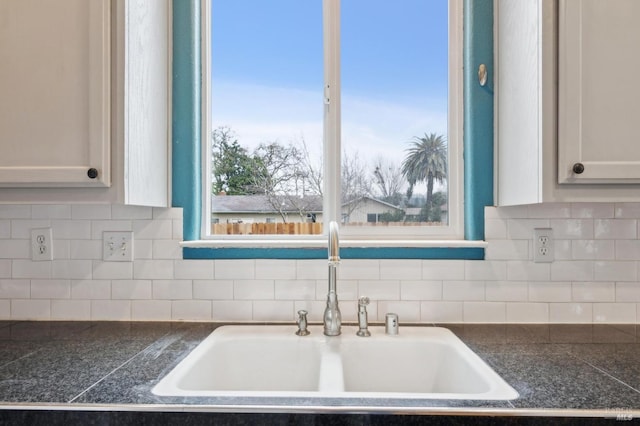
left=0, top=202, right=639, bottom=323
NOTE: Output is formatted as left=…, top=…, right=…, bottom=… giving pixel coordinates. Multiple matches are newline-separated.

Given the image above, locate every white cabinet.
left=496, top=0, right=640, bottom=205
left=0, top=0, right=170, bottom=207
left=558, top=0, right=640, bottom=184
left=0, top=0, right=110, bottom=187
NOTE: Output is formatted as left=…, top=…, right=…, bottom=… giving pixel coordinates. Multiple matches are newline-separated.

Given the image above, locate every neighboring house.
left=211, top=195, right=323, bottom=224
left=340, top=196, right=405, bottom=224
left=404, top=205, right=449, bottom=224
left=211, top=194, right=406, bottom=225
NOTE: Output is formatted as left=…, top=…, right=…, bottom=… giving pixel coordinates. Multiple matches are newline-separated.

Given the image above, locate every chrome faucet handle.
left=295, top=310, right=310, bottom=336
left=356, top=296, right=371, bottom=337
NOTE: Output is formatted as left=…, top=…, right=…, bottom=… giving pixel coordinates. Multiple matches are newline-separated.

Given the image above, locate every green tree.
left=211, top=127, right=263, bottom=195
left=401, top=133, right=447, bottom=213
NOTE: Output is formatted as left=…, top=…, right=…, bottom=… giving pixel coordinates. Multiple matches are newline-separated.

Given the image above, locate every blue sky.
left=210, top=0, right=449, bottom=169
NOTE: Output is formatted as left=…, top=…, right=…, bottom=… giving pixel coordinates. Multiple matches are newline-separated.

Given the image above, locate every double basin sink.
left=153, top=325, right=518, bottom=400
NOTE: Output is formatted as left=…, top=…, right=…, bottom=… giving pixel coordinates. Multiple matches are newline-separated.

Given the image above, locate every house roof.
left=211, top=195, right=323, bottom=213
left=342, top=196, right=404, bottom=212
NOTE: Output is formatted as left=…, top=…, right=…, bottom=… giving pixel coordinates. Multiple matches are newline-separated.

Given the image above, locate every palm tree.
left=401, top=133, right=447, bottom=207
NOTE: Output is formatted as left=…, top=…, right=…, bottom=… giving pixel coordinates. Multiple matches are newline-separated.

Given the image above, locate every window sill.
left=180, top=239, right=487, bottom=260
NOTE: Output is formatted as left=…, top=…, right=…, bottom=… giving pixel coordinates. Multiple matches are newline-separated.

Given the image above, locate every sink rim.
left=152, top=325, right=519, bottom=400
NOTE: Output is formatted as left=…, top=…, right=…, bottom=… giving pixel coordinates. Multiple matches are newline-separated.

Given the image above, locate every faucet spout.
left=324, top=221, right=342, bottom=336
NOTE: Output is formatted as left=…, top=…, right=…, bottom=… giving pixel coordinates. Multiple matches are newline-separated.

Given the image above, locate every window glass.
left=209, top=0, right=455, bottom=238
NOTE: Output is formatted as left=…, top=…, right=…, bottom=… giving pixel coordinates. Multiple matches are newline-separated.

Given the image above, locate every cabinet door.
left=0, top=0, right=110, bottom=187
left=559, top=0, right=640, bottom=184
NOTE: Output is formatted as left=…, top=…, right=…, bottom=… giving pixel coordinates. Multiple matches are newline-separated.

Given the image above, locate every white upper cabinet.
left=496, top=0, right=640, bottom=205
left=558, top=0, right=640, bottom=184
left=0, top=0, right=110, bottom=187
left=0, top=0, right=170, bottom=206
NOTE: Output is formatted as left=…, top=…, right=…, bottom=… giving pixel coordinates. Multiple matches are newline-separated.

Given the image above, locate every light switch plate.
left=103, top=231, right=134, bottom=262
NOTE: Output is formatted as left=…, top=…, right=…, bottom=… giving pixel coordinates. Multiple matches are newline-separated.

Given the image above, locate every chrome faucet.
left=323, top=221, right=342, bottom=336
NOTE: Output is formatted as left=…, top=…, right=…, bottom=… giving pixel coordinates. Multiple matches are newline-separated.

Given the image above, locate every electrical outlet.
left=533, top=228, right=554, bottom=263
left=103, top=231, right=134, bottom=262
left=31, top=228, right=53, bottom=261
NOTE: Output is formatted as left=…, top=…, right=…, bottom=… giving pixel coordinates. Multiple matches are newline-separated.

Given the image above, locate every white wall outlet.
left=31, top=228, right=53, bottom=261
left=103, top=231, right=134, bottom=262
left=533, top=228, right=554, bottom=263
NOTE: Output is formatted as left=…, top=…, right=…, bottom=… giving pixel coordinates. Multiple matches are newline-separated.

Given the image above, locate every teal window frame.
left=172, top=0, right=493, bottom=260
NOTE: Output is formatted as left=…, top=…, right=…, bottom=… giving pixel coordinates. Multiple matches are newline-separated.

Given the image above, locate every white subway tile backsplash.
left=400, top=280, right=442, bottom=301
left=0, top=221, right=9, bottom=239
left=593, top=303, right=636, bottom=323
left=92, top=261, right=133, bottom=280
left=594, top=261, right=637, bottom=282
left=485, top=281, right=528, bottom=302
left=112, top=280, right=152, bottom=300
left=215, top=259, right=255, bottom=280
left=421, top=301, right=463, bottom=322
left=52, top=260, right=92, bottom=280
left=0, top=260, right=11, bottom=278
left=211, top=301, right=252, bottom=321
left=443, top=281, right=485, bottom=301
left=11, top=299, right=50, bottom=319
left=572, top=282, right=615, bottom=302
left=256, top=259, right=297, bottom=280
left=174, top=260, right=214, bottom=279
left=506, top=261, right=551, bottom=282
left=571, top=240, right=615, bottom=260
left=0, top=202, right=639, bottom=323
left=422, top=260, right=465, bottom=280
left=0, top=280, right=30, bottom=298
left=274, top=280, right=316, bottom=300
left=193, top=280, right=233, bottom=300
left=528, top=282, right=572, bottom=302
left=463, top=302, right=506, bottom=323
left=549, top=219, right=594, bottom=240
left=594, top=219, right=637, bottom=240
left=71, top=205, right=111, bottom=220
left=358, top=280, right=400, bottom=300
left=172, top=300, right=212, bottom=321
left=133, top=260, right=174, bottom=280
left=153, top=280, right=192, bottom=300
left=339, top=260, right=380, bottom=280
left=615, top=282, right=640, bottom=302
left=506, top=303, right=549, bottom=323
left=71, top=279, right=111, bottom=300
left=253, top=301, right=294, bottom=322
left=465, top=260, right=507, bottom=281
left=30, top=280, right=70, bottom=299
left=133, top=219, right=173, bottom=240
left=550, top=261, right=594, bottom=282
left=51, top=300, right=90, bottom=320
left=91, top=300, right=131, bottom=320
left=549, top=303, right=593, bottom=323
left=234, top=280, right=274, bottom=300
left=132, top=300, right=172, bottom=321
left=380, top=260, right=422, bottom=280
left=12, top=260, right=51, bottom=279
left=570, top=203, right=614, bottom=219
left=376, top=301, right=420, bottom=322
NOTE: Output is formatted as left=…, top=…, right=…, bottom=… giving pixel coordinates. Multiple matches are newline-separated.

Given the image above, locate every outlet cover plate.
left=31, top=228, right=53, bottom=261
left=103, top=231, right=134, bottom=262
left=533, top=228, right=554, bottom=263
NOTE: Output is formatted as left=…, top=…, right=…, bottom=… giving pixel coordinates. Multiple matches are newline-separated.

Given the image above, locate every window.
left=204, top=0, right=462, bottom=242
left=172, top=0, right=492, bottom=259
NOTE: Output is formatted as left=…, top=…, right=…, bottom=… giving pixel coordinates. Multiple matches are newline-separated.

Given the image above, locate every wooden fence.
left=210, top=221, right=442, bottom=235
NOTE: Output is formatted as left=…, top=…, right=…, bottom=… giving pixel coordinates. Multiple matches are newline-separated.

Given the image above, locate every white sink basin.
left=152, top=325, right=518, bottom=400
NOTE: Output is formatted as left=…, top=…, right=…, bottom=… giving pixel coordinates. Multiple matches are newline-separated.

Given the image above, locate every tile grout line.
left=566, top=350, right=640, bottom=395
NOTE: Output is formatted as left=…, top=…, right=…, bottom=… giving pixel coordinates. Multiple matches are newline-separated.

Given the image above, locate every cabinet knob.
left=87, top=168, right=99, bottom=179
left=572, top=163, right=585, bottom=174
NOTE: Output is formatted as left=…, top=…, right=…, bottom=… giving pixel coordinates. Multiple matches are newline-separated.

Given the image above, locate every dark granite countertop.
left=0, top=321, right=639, bottom=424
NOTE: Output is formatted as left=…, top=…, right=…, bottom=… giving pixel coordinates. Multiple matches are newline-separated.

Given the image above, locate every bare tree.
left=372, top=157, right=406, bottom=206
